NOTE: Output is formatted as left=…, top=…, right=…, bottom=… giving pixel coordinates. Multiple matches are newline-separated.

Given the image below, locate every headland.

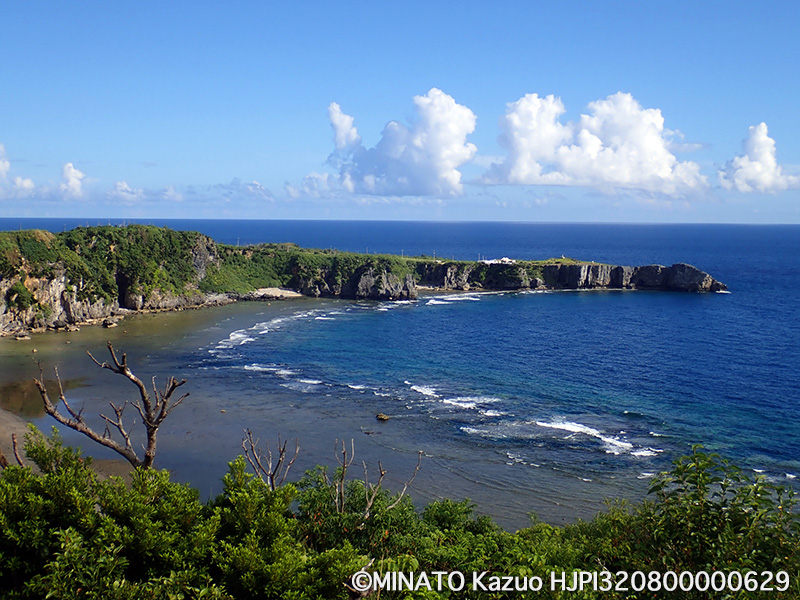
left=0, top=225, right=727, bottom=337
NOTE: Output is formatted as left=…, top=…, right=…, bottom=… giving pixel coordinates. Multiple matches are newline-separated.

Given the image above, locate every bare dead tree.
left=33, top=342, right=188, bottom=469
left=362, top=450, right=423, bottom=521
left=241, top=429, right=299, bottom=490
left=317, top=439, right=423, bottom=522
left=335, top=438, right=356, bottom=514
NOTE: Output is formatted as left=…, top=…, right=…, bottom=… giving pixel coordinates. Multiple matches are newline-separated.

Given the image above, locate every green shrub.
left=2, top=429, right=798, bottom=600
left=5, top=281, right=35, bottom=311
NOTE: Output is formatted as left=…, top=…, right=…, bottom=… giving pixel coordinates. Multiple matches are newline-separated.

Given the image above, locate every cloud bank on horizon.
left=1, top=88, right=797, bottom=210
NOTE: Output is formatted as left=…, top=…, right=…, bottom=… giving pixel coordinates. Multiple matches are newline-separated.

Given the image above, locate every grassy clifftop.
left=0, top=225, right=204, bottom=305
left=1, top=224, right=588, bottom=308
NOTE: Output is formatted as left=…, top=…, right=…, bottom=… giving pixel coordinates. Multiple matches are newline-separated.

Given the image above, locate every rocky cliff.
left=0, top=267, right=233, bottom=337
left=291, top=266, right=416, bottom=301
left=0, top=225, right=727, bottom=336
left=417, top=261, right=727, bottom=293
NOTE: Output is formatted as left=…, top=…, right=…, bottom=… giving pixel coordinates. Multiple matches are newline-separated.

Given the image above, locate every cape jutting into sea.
left=1, top=219, right=798, bottom=529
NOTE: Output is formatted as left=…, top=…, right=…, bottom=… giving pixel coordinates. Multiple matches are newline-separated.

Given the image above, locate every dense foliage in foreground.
left=1, top=429, right=798, bottom=599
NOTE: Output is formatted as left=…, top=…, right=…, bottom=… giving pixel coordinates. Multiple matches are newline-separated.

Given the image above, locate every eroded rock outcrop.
left=292, top=266, right=416, bottom=300
left=1, top=270, right=108, bottom=335
left=421, top=262, right=726, bottom=293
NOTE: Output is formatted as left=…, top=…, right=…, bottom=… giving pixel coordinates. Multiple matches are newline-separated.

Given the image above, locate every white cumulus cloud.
left=162, top=185, right=183, bottom=202
left=59, top=162, right=85, bottom=198
left=326, top=88, right=477, bottom=196
left=718, top=122, right=799, bottom=193
left=212, top=178, right=274, bottom=202
left=328, top=103, right=361, bottom=151
left=13, top=176, right=35, bottom=197
left=108, top=180, right=144, bottom=202
left=0, top=144, right=9, bottom=180
left=0, top=143, right=36, bottom=199
left=486, top=92, right=707, bottom=195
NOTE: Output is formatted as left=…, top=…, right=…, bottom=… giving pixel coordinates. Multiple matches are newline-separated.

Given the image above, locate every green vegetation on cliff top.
left=0, top=225, right=586, bottom=304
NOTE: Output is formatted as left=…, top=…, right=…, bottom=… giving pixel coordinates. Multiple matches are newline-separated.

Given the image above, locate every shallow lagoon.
left=2, top=221, right=799, bottom=530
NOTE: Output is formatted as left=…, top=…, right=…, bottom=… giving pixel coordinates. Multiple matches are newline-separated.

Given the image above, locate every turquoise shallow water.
left=1, top=220, right=798, bottom=529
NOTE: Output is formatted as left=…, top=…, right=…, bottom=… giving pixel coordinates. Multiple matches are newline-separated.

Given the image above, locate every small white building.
left=479, top=257, right=517, bottom=265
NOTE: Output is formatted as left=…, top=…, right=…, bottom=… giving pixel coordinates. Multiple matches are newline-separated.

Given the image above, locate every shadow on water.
left=0, top=377, right=88, bottom=419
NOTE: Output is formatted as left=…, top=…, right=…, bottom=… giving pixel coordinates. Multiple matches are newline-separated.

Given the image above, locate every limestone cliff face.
left=422, top=262, right=726, bottom=293
left=414, top=263, right=475, bottom=290
left=0, top=269, right=234, bottom=336
left=0, top=233, right=228, bottom=336
left=1, top=269, right=116, bottom=335
left=291, top=266, right=416, bottom=300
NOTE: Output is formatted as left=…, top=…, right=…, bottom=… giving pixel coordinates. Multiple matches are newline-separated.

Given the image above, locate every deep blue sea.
left=2, top=219, right=799, bottom=528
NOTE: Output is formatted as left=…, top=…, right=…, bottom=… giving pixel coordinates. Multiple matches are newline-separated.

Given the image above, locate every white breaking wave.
left=535, top=419, right=634, bottom=455
left=297, top=379, right=323, bottom=385
left=410, top=385, right=440, bottom=398
left=243, top=364, right=278, bottom=372
left=216, top=330, right=256, bottom=348
left=433, top=294, right=481, bottom=302
left=425, top=299, right=452, bottom=306
left=443, top=398, right=478, bottom=409
left=482, top=409, right=508, bottom=417
left=442, top=395, right=502, bottom=411
left=631, top=448, right=664, bottom=457
left=460, top=426, right=492, bottom=436
left=215, top=309, right=338, bottom=351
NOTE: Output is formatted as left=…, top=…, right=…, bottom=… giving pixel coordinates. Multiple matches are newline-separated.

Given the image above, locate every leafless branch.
left=362, top=460, right=387, bottom=520
left=386, top=450, right=423, bottom=510
left=334, top=439, right=355, bottom=513
left=34, top=342, right=189, bottom=469
left=241, top=429, right=299, bottom=490
left=327, top=440, right=423, bottom=522
left=12, top=433, right=24, bottom=466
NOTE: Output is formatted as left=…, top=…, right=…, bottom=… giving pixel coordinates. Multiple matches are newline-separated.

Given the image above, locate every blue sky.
left=1, top=1, right=799, bottom=222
